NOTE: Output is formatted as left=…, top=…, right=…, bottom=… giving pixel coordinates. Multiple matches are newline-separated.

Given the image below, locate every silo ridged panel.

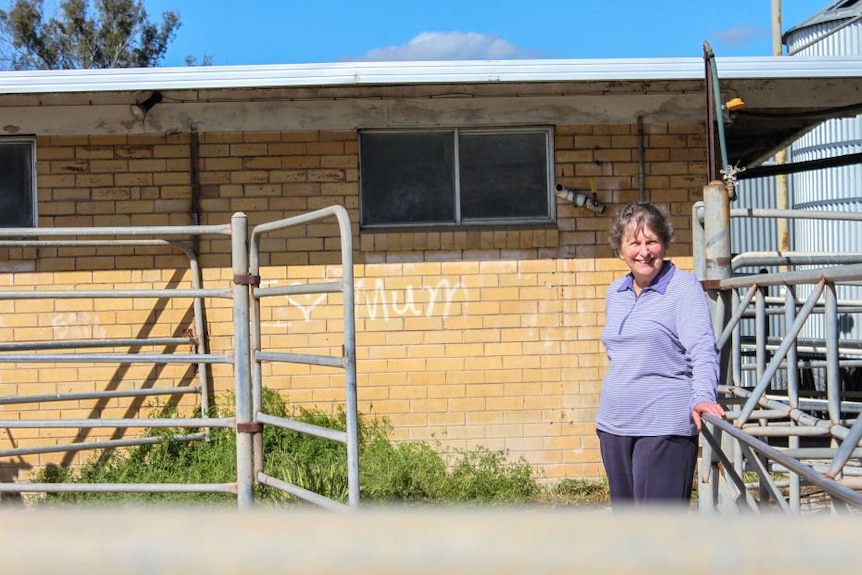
left=785, top=4, right=862, bottom=344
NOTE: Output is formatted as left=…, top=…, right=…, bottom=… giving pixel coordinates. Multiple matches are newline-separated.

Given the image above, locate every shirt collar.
left=617, top=260, right=676, bottom=294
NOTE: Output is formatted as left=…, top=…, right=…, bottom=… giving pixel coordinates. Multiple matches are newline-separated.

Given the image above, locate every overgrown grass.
left=33, top=388, right=608, bottom=507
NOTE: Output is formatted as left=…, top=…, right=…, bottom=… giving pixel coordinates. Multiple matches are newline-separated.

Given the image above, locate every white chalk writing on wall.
left=267, top=278, right=464, bottom=324
left=286, top=293, right=328, bottom=322
left=357, top=278, right=462, bottom=321
left=51, top=312, right=107, bottom=339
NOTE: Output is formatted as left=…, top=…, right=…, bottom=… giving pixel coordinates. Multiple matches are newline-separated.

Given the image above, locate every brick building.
left=0, top=56, right=859, bottom=485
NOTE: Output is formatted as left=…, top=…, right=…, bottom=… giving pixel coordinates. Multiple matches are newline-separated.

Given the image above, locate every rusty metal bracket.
left=234, top=273, right=261, bottom=286
left=701, top=279, right=723, bottom=290
left=236, top=422, right=263, bottom=433
left=182, top=328, right=199, bottom=346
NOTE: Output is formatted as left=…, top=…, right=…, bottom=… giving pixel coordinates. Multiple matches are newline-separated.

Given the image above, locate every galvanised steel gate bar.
left=694, top=186, right=862, bottom=513
left=247, top=205, right=359, bottom=511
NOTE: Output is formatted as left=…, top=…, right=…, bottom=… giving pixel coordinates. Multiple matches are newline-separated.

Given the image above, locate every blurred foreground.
left=0, top=505, right=856, bottom=574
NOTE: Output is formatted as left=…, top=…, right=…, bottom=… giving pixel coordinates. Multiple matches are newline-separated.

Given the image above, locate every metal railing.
left=247, top=205, right=359, bottom=511
left=0, top=222, right=235, bottom=497
left=694, top=185, right=862, bottom=513
left=0, top=209, right=359, bottom=510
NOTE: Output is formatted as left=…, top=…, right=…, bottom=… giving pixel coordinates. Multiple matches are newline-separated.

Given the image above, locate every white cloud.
left=712, top=25, right=769, bottom=47
left=349, top=31, right=540, bottom=62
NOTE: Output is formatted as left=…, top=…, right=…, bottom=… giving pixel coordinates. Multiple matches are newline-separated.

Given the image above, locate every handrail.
left=702, top=414, right=862, bottom=509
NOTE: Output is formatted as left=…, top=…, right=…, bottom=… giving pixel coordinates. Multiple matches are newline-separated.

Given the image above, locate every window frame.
left=0, top=137, right=37, bottom=229
left=359, top=127, right=555, bottom=229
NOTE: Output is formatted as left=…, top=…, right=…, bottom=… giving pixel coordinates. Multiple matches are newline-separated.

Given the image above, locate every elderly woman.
left=596, top=202, right=725, bottom=507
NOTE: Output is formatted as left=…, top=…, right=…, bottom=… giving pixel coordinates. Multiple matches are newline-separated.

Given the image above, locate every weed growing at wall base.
left=33, top=389, right=608, bottom=507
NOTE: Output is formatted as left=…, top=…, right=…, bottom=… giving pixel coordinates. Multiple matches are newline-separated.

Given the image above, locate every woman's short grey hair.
left=608, top=202, right=674, bottom=251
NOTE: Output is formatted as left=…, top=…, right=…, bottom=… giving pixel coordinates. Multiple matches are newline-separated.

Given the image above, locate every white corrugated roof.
left=786, top=0, right=862, bottom=34
left=0, top=56, right=861, bottom=94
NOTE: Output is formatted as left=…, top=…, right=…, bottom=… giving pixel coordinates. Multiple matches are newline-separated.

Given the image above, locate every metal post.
left=334, top=207, right=360, bottom=508
left=771, top=0, right=791, bottom=260
left=754, top=278, right=770, bottom=505
left=704, top=180, right=733, bottom=396
left=700, top=181, right=735, bottom=512
left=247, top=230, right=265, bottom=479
left=231, top=212, right=255, bottom=510
left=695, top=199, right=719, bottom=513
left=785, top=285, right=801, bottom=512
left=825, top=283, right=841, bottom=427
left=755, top=285, right=767, bottom=382
left=692, top=202, right=705, bottom=280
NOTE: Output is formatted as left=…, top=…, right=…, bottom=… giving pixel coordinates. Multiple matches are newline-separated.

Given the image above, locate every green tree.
left=0, top=0, right=180, bottom=70
left=184, top=53, right=212, bottom=66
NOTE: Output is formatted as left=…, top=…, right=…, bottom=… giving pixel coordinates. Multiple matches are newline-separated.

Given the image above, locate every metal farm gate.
left=0, top=206, right=358, bottom=511
left=695, top=182, right=862, bottom=513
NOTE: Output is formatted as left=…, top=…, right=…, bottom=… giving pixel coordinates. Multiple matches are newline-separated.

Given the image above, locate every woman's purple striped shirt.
left=595, top=261, right=719, bottom=437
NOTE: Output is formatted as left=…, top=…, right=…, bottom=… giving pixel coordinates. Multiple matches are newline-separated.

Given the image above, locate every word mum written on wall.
left=285, top=279, right=464, bottom=322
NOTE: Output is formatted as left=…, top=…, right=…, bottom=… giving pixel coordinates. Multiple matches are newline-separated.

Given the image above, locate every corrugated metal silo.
left=784, top=0, right=862, bottom=346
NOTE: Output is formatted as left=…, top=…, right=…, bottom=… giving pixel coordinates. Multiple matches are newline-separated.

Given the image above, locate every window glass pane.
left=0, top=142, right=34, bottom=227
left=459, top=132, right=549, bottom=220
left=360, top=132, right=455, bottom=226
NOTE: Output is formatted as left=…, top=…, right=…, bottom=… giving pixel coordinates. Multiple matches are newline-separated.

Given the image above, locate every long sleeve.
left=675, top=272, right=719, bottom=409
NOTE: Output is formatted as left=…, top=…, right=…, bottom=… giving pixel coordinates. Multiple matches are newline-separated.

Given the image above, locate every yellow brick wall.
left=0, top=123, right=706, bottom=484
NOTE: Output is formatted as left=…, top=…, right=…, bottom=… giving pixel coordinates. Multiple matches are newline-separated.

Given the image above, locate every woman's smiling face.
left=619, top=223, right=667, bottom=292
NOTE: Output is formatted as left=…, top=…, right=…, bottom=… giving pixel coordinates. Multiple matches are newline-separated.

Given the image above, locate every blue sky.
left=142, top=0, right=830, bottom=67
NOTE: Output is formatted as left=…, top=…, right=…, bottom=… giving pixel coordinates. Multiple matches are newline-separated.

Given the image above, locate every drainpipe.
left=700, top=180, right=734, bottom=513
left=190, top=129, right=202, bottom=257
left=188, top=127, right=212, bottom=427
left=637, top=115, right=647, bottom=202
left=703, top=45, right=721, bottom=183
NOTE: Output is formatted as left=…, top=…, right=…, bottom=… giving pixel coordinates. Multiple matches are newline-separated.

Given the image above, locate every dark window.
left=459, top=131, right=550, bottom=220
left=359, top=132, right=455, bottom=226
left=360, top=128, right=553, bottom=227
left=0, top=139, right=36, bottom=228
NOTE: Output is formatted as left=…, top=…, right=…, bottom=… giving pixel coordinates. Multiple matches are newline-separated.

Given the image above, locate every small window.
left=0, top=138, right=36, bottom=228
left=359, top=128, right=553, bottom=228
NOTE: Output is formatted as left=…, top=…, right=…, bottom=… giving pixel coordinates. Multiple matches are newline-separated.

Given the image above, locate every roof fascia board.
left=0, top=56, right=860, bottom=95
